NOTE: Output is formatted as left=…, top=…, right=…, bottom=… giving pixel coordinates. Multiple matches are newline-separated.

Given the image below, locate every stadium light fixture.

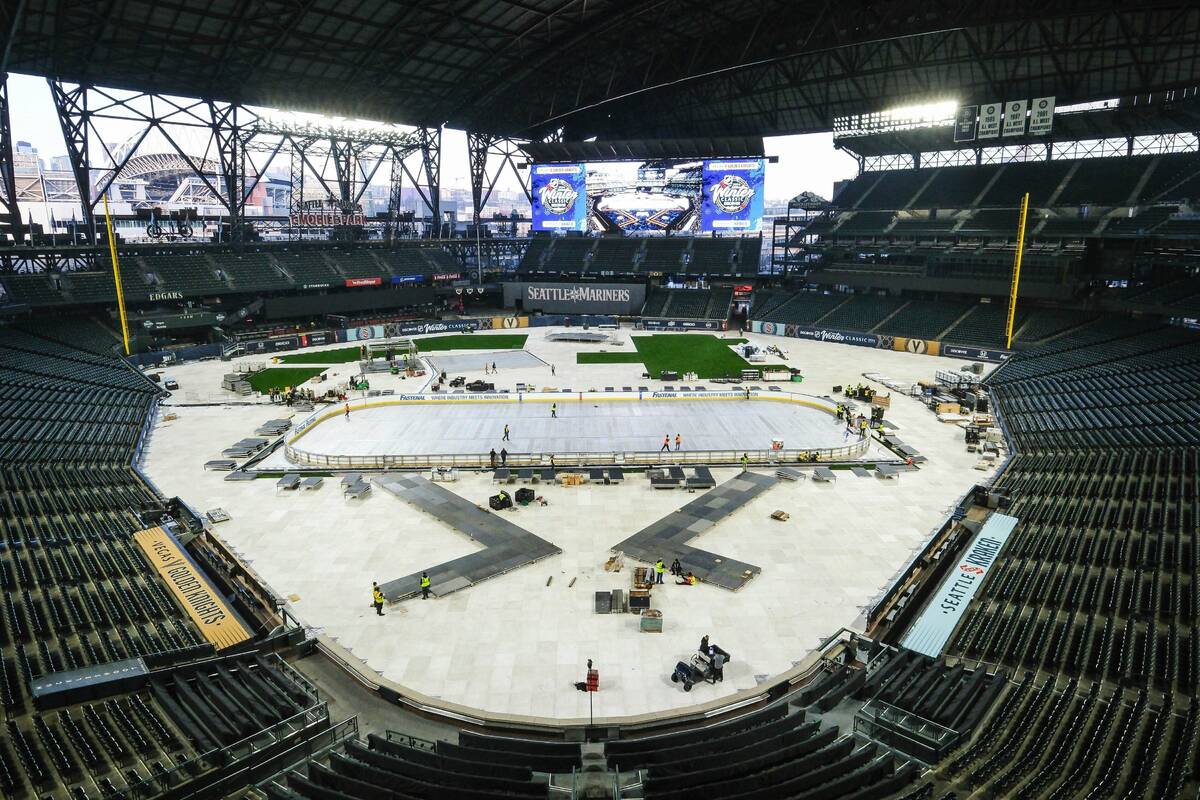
left=877, top=99, right=958, bottom=124
left=252, top=109, right=416, bottom=143
left=833, top=98, right=958, bottom=139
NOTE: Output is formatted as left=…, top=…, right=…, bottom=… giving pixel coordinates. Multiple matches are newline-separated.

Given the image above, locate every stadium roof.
left=7, top=1, right=1200, bottom=140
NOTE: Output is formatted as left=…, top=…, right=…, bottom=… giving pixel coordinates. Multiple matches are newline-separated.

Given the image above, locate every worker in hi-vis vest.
left=420, top=573, right=431, bottom=599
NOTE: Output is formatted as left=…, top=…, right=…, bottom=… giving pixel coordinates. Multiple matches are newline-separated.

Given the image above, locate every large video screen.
left=530, top=158, right=765, bottom=234
left=701, top=159, right=766, bottom=232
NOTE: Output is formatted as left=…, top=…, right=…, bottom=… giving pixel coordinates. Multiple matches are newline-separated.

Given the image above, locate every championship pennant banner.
left=133, top=527, right=252, bottom=650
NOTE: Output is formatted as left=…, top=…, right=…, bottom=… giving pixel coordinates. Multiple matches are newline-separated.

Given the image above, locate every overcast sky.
left=7, top=73, right=859, bottom=203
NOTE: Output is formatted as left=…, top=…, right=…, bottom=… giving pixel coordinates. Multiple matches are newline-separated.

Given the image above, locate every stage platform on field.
left=544, top=331, right=612, bottom=343
left=374, top=474, right=560, bottom=601
left=612, top=471, right=778, bottom=590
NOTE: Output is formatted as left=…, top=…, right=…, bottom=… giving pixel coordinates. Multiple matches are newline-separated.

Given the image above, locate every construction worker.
left=654, top=559, right=666, bottom=584
left=344, top=403, right=351, bottom=420
left=420, top=573, right=431, bottom=599
left=489, top=449, right=497, bottom=469
left=503, top=424, right=510, bottom=441
left=741, top=453, right=750, bottom=470
left=661, top=435, right=670, bottom=452
left=674, top=433, right=681, bottom=451
left=551, top=403, right=557, bottom=418
left=371, top=582, right=385, bottom=616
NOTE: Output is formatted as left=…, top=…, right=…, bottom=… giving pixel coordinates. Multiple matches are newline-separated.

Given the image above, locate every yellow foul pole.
left=1005, top=192, right=1030, bottom=350
left=102, top=194, right=131, bottom=355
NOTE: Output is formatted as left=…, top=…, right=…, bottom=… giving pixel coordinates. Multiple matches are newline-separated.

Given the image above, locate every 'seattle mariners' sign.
left=900, top=513, right=1018, bottom=658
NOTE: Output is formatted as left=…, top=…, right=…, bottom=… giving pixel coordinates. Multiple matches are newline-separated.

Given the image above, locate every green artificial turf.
left=277, top=333, right=528, bottom=364
left=575, top=334, right=764, bottom=379
left=246, top=367, right=327, bottom=393
left=576, top=352, right=645, bottom=364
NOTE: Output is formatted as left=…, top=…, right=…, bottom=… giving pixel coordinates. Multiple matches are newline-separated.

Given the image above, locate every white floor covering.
left=141, top=326, right=998, bottom=721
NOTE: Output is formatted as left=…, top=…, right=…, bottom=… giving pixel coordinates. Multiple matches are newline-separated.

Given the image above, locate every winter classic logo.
left=710, top=174, right=754, bottom=214
left=539, top=178, right=578, bottom=215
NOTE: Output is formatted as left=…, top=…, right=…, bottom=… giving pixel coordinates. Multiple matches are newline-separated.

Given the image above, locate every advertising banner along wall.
left=641, top=318, right=725, bottom=331
left=504, top=281, right=646, bottom=315
left=751, top=321, right=1009, bottom=362
left=901, top=513, right=1018, bottom=658
left=133, top=527, right=253, bottom=650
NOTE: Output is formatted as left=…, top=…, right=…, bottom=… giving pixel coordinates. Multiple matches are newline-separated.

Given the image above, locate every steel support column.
left=385, top=147, right=405, bottom=242
left=0, top=75, right=21, bottom=242
left=418, top=126, right=441, bottom=236
left=467, top=131, right=493, bottom=225
left=49, top=81, right=96, bottom=241
left=211, top=102, right=245, bottom=244
left=331, top=138, right=353, bottom=203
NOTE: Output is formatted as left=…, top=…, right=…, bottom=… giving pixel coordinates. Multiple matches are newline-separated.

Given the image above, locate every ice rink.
left=293, top=395, right=851, bottom=457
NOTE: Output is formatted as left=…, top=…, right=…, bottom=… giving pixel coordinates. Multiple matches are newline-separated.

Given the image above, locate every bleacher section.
left=542, top=237, right=595, bottom=276
left=61, top=272, right=118, bottom=304
left=1104, top=206, right=1177, bottom=237
left=750, top=289, right=792, bottom=320
left=978, top=160, right=1073, bottom=207
left=641, top=288, right=670, bottom=317
left=857, top=169, right=929, bottom=210
left=816, top=295, right=908, bottom=332
left=873, top=299, right=971, bottom=340
left=641, top=288, right=730, bottom=320
left=1013, top=308, right=1098, bottom=344
left=0, top=273, right=62, bottom=307
left=590, top=237, right=643, bottom=274
left=325, top=249, right=390, bottom=280
left=378, top=246, right=434, bottom=280
left=735, top=238, right=762, bottom=275
left=917, top=164, right=993, bottom=207
left=941, top=302, right=1027, bottom=349
left=755, top=291, right=847, bottom=326
left=988, top=318, right=1200, bottom=448
left=1138, top=151, right=1200, bottom=201
left=421, top=247, right=460, bottom=272
left=515, top=235, right=552, bottom=274
left=216, top=253, right=292, bottom=291
left=141, top=254, right=228, bottom=296
left=1036, top=215, right=1102, bottom=238
left=918, top=319, right=1200, bottom=798
left=274, top=250, right=340, bottom=288
left=688, top=238, right=736, bottom=275
left=640, top=238, right=688, bottom=274
left=0, top=320, right=328, bottom=799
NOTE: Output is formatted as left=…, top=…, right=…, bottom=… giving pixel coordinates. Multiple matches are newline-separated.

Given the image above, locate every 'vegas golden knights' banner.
left=892, top=337, right=941, bottom=357
left=133, top=527, right=252, bottom=650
